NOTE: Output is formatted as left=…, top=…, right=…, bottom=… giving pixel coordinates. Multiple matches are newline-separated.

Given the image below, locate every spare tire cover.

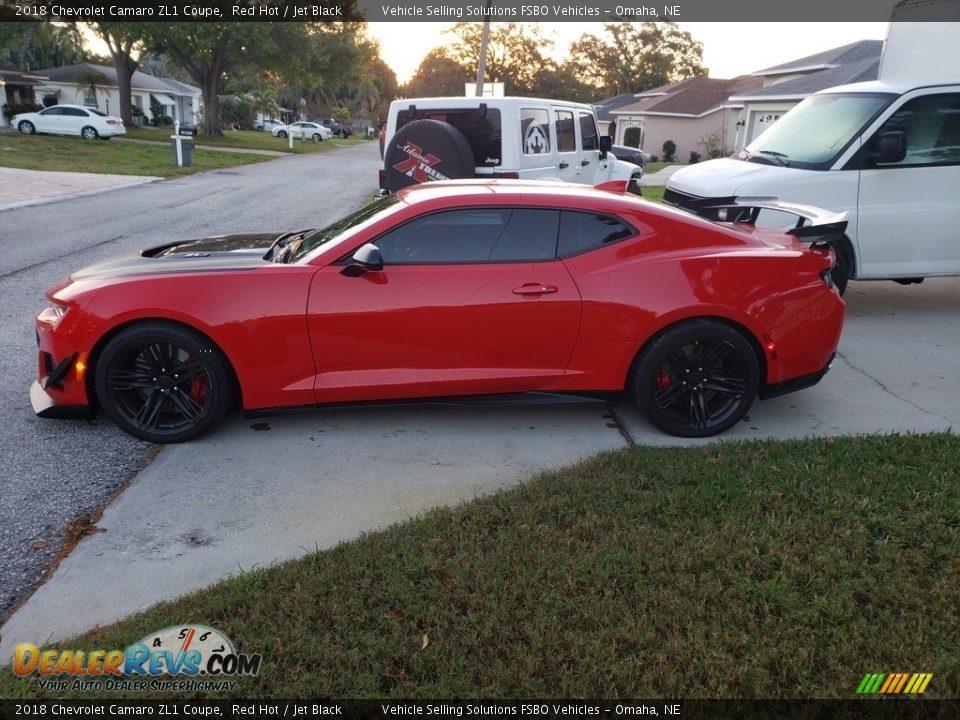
left=384, top=119, right=475, bottom=193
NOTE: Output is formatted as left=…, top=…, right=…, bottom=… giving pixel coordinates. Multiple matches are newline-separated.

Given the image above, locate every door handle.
left=559, top=162, right=569, bottom=169
left=513, top=284, right=559, bottom=297
left=581, top=160, right=591, bottom=166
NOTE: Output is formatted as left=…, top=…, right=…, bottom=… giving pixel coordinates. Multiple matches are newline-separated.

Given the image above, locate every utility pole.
left=475, top=0, right=493, bottom=97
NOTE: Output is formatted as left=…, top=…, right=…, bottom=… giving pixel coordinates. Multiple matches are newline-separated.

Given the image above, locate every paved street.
left=1, top=143, right=958, bottom=661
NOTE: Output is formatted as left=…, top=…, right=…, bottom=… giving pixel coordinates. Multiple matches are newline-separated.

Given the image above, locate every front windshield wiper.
left=757, top=149, right=790, bottom=167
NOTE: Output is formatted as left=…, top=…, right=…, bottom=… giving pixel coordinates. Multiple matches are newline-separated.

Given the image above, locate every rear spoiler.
left=684, top=196, right=848, bottom=246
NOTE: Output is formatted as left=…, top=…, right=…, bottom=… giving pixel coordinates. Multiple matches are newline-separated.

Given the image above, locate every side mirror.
left=869, top=130, right=907, bottom=165
left=340, top=243, right=383, bottom=277
left=599, top=135, right=612, bottom=160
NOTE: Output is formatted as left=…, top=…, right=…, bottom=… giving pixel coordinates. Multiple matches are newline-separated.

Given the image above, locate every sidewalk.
left=0, top=167, right=159, bottom=212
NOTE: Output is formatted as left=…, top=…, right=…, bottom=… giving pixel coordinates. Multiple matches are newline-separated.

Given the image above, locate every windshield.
left=290, top=195, right=400, bottom=262
left=744, top=93, right=894, bottom=168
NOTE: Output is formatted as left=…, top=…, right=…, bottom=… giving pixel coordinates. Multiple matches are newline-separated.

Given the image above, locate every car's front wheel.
left=630, top=320, right=759, bottom=437
left=18, top=120, right=35, bottom=135
left=277, top=130, right=287, bottom=138
left=312, top=133, right=322, bottom=142
left=95, top=322, right=232, bottom=443
left=81, top=126, right=99, bottom=140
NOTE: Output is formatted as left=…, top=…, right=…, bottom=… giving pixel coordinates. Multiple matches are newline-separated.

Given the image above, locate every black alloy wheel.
left=632, top=320, right=759, bottom=437
left=95, top=323, right=231, bottom=443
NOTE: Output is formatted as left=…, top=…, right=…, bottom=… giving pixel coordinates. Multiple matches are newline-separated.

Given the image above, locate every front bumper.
left=30, top=380, right=91, bottom=419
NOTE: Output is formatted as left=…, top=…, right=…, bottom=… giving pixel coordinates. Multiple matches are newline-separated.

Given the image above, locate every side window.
left=373, top=208, right=561, bottom=264
left=558, top=211, right=634, bottom=257
left=374, top=209, right=509, bottom=263
left=579, top=112, right=600, bottom=150
left=41, top=107, right=65, bottom=116
left=873, top=93, right=960, bottom=167
left=489, top=209, right=560, bottom=261
left=521, top=108, right=550, bottom=155
left=65, top=108, right=88, bottom=117
left=555, top=110, right=576, bottom=153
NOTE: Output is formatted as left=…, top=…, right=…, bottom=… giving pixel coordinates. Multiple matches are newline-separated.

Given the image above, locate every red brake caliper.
left=656, top=369, right=672, bottom=390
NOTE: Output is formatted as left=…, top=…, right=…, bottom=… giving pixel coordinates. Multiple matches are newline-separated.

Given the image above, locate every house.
left=728, top=40, right=882, bottom=151
left=0, top=66, right=49, bottom=127
left=592, top=93, right=642, bottom=137
left=32, top=63, right=201, bottom=125
left=610, top=76, right=762, bottom=161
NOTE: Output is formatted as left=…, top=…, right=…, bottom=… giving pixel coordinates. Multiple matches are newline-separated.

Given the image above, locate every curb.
left=0, top=177, right=161, bottom=213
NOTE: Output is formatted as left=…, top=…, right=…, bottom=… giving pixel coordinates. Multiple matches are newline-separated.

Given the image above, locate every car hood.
left=667, top=158, right=805, bottom=196
left=70, top=231, right=288, bottom=281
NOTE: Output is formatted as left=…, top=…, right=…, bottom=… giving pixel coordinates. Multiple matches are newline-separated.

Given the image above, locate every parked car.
left=12, top=104, right=125, bottom=140
left=253, top=118, right=284, bottom=132
left=319, top=118, right=354, bottom=138
left=272, top=121, right=333, bottom=141
left=31, top=179, right=844, bottom=443
left=380, top=96, right=643, bottom=193
left=610, top=145, right=650, bottom=170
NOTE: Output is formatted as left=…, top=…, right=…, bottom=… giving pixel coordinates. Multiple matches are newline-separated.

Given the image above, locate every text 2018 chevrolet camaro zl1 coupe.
left=31, top=180, right=845, bottom=442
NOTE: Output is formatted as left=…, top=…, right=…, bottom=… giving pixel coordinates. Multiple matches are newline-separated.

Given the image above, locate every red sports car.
left=31, top=180, right=845, bottom=442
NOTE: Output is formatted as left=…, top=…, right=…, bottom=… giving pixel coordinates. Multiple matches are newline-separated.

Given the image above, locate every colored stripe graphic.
left=857, top=672, right=932, bottom=694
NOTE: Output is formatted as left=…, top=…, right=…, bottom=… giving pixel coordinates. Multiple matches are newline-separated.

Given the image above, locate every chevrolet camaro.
left=32, top=180, right=846, bottom=442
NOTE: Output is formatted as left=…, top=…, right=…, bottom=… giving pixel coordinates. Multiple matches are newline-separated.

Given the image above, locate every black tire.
left=630, top=320, right=759, bottom=437
left=831, top=242, right=852, bottom=296
left=312, top=133, right=322, bottom=142
left=277, top=130, right=287, bottom=139
left=81, top=126, right=99, bottom=140
left=94, top=323, right=232, bottom=443
left=18, top=120, right=35, bottom=135
left=383, top=119, right=475, bottom=193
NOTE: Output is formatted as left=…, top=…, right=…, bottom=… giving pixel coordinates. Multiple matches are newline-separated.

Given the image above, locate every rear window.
left=397, top=107, right=502, bottom=167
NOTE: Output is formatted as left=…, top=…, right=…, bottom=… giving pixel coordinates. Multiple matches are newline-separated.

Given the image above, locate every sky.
left=368, top=22, right=891, bottom=85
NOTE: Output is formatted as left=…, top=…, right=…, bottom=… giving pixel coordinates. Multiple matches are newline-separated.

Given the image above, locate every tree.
left=445, top=23, right=552, bottom=95
left=568, top=22, right=706, bottom=96
left=530, top=62, right=595, bottom=103
left=0, top=21, right=90, bottom=70
left=74, top=69, right=109, bottom=107
left=92, top=23, right=147, bottom=125
left=141, top=15, right=365, bottom=136
left=402, top=49, right=471, bottom=98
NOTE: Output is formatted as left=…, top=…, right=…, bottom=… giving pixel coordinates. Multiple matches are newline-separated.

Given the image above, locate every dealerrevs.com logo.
left=13, top=625, right=261, bottom=692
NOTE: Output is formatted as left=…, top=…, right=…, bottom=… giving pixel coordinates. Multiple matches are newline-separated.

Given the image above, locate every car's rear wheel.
left=18, top=120, right=35, bottom=135
left=95, top=323, right=232, bottom=443
left=630, top=320, right=759, bottom=437
left=81, top=126, right=99, bottom=140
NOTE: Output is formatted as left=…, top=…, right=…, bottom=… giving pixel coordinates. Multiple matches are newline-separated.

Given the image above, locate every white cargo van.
left=380, top=97, right=643, bottom=194
left=666, top=20, right=960, bottom=292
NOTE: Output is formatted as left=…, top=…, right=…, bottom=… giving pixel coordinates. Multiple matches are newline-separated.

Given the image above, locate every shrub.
left=662, top=140, right=676, bottom=162
left=2, top=102, right=42, bottom=121
left=689, top=150, right=702, bottom=164
left=623, top=127, right=642, bottom=148
left=649, top=154, right=659, bottom=163
left=152, top=115, right=174, bottom=127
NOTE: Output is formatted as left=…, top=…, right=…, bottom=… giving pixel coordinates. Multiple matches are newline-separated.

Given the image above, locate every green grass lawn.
left=2, top=433, right=956, bottom=699
left=0, top=132, right=271, bottom=177
left=125, top=126, right=370, bottom=154
left=641, top=186, right=665, bottom=203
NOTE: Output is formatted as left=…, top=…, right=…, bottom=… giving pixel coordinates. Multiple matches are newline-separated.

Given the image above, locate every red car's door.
left=306, top=207, right=581, bottom=403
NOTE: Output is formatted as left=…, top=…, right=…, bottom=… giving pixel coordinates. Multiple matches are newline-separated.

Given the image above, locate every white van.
left=380, top=97, right=642, bottom=194
left=666, top=20, right=960, bottom=293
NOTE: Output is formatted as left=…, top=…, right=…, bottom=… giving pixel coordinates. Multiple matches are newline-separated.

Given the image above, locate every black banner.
left=1, top=0, right=959, bottom=23
left=2, top=700, right=960, bottom=720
